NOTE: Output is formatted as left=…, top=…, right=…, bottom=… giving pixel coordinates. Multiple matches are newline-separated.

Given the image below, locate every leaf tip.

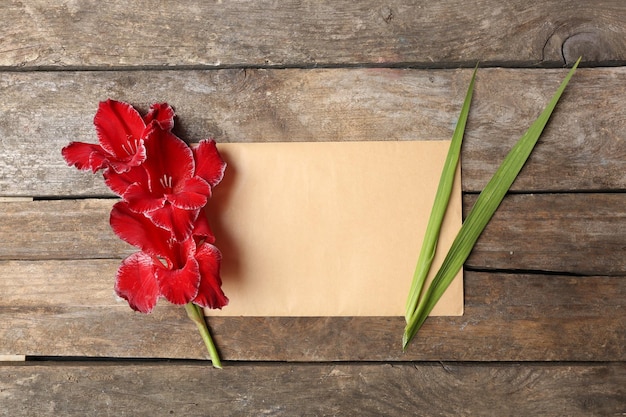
left=402, top=330, right=413, bottom=351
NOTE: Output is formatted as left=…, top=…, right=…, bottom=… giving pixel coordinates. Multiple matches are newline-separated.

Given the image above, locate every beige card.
left=205, top=141, right=463, bottom=317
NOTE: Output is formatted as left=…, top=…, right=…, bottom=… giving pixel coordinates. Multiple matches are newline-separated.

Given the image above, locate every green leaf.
left=403, top=58, right=581, bottom=349
left=405, top=66, right=477, bottom=322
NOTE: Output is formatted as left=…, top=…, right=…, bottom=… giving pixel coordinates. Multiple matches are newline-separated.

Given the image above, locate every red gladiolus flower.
left=122, top=124, right=225, bottom=242
left=61, top=99, right=174, bottom=174
left=62, top=99, right=228, bottom=368
left=110, top=202, right=228, bottom=313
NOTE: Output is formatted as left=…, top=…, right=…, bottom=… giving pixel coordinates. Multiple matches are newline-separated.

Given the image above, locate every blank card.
left=205, top=141, right=463, bottom=317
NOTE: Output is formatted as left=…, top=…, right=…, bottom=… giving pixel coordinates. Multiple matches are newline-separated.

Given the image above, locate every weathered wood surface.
left=464, top=193, right=626, bottom=275
left=1, top=0, right=625, bottom=414
left=1, top=194, right=625, bottom=275
left=0, top=199, right=129, bottom=260
left=2, top=260, right=624, bottom=361
left=1, top=0, right=624, bottom=68
left=0, top=67, right=625, bottom=197
left=1, top=362, right=625, bottom=417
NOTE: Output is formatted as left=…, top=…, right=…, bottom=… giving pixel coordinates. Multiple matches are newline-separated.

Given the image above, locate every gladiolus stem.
left=185, top=303, right=222, bottom=368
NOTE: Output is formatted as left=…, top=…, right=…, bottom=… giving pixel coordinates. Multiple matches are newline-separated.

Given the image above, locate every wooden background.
left=1, top=1, right=625, bottom=415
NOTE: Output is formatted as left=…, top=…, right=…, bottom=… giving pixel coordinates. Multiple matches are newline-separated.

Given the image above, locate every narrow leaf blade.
left=404, top=67, right=477, bottom=322
left=403, top=58, right=581, bottom=349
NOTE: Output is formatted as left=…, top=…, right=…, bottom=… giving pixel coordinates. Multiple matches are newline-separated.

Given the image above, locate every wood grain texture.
left=1, top=0, right=624, bottom=414
left=3, top=194, right=624, bottom=275
left=464, top=193, right=626, bottom=275
left=0, top=67, right=624, bottom=197
left=0, top=0, right=624, bottom=68
left=2, top=260, right=624, bottom=361
left=1, top=362, right=625, bottom=416
left=0, top=199, right=130, bottom=260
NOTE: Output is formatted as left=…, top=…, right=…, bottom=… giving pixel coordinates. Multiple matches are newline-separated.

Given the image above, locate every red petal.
left=193, top=243, right=228, bottom=309
left=143, top=125, right=194, bottom=194
left=114, top=252, right=160, bottom=313
left=94, top=100, right=147, bottom=158
left=110, top=201, right=172, bottom=257
left=144, top=103, right=175, bottom=131
left=103, top=165, right=148, bottom=196
left=61, top=142, right=108, bottom=172
left=155, top=255, right=200, bottom=305
left=168, top=177, right=210, bottom=210
left=193, top=211, right=216, bottom=244
left=193, top=140, right=226, bottom=188
left=124, top=182, right=166, bottom=213
left=107, top=139, right=147, bottom=174
left=147, top=205, right=199, bottom=242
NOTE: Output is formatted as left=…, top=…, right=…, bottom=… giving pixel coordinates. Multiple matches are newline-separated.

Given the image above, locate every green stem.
left=184, top=303, right=222, bottom=368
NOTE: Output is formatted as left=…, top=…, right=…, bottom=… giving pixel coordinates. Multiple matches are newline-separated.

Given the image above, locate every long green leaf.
left=404, top=67, right=477, bottom=322
left=403, top=58, right=581, bottom=349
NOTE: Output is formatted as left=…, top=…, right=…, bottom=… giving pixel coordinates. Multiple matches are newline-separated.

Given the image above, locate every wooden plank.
left=209, top=272, right=626, bottom=362
left=462, top=68, right=626, bottom=193
left=0, top=259, right=204, bottom=360
left=464, top=193, right=626, bottom=275
left=0, top=199, right=131, bottom=260
left=1, top=362, right=624, bottom=416
left=1, top=1, right=624, bottom=68
left=1, top=261, right=624, bottom=361
left=3, top=194, right=624, bottom=275
left=1, top=68, right=624, bottom=197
